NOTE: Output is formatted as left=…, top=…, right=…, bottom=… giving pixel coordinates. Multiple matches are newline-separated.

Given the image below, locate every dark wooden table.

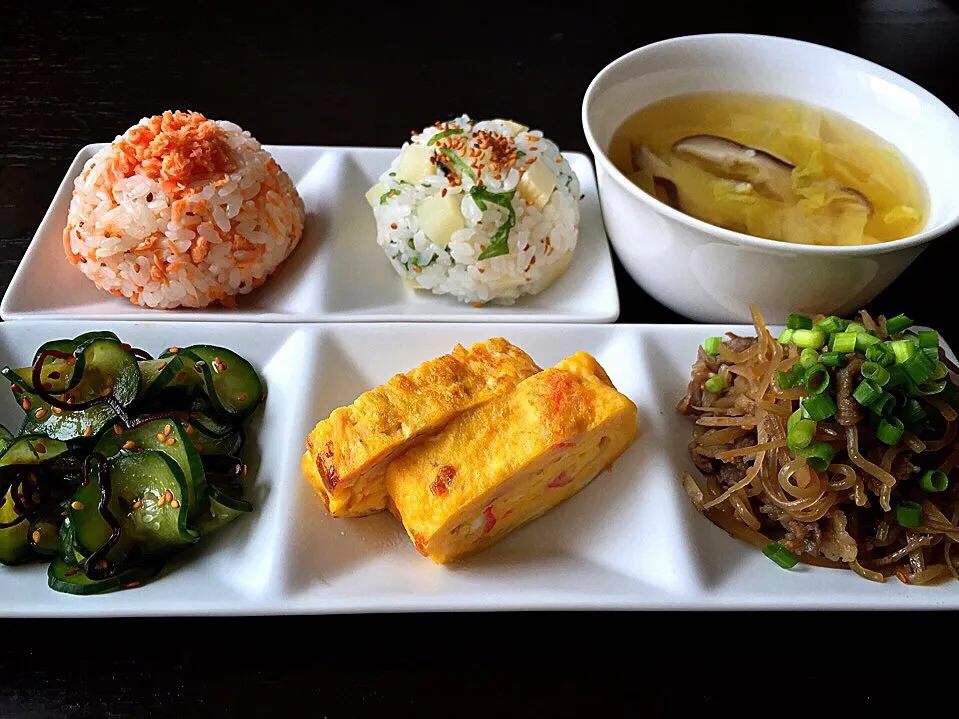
left=2, top=2, right=958, bottom=716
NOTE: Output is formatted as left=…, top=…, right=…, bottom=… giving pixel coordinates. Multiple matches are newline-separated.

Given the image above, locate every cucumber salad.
left=0, top=331, right=263, bottom=595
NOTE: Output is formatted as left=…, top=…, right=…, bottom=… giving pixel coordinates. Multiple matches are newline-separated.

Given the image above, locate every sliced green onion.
left=855, top=332, right=882, bottom=352
left=787, top=313, right=813, bottom=330
left=845, top=322, right=867, bottom=334
left=902, top=351, right=936, bottom=384
left=787, top=408, right=804, bottom=433
left=876, top=416, right=904, bottom=445
left=803, top=363, right=830, bottom=395
left=801, top=393, right=837, bottom=421
left=820, top=351, right=845, bottom=368
left=815, top=316, right=845, bottom=335
left=909, top=379, right=947, bottom=397
left=922, top=346, right=940, bottom=363
left=931, top=361, right=949, bottom=381
left=794, top=441, right=837, bottom=471
left=886, top=314, right=914, bottom=335
left=762, top=542, right=798, bottom=569
left=918, top=330, right=939, bottom=349
left=791, top=329, right=826, bottom=350
left=861, top=361, right=890, bottom=387
left=427, top=127, right=465, bottom=145
left=896, top=501, right=923, bottom=528
left=853, top=379, right=881, bottom=406
left=787, top=418, right=817, bottom=450
left=778, top=328, right=795, bottom=345
left=866, top=343, right=893, bottom=366
left=869, top=392, right=896, bottom=417
left=887, top=364, right=908, bottom=387
left=776, top=369, right=797, bottom=390
left=831, top=333, right=857, bottom=354
left=898, top=398, right=927, bottom=426
left=889, top=339, right=916, bottom=365
left=703, top=336, right=722, bottom=355
left=919, top=469, right=949, bottom=493
left=704, top=375, right=727, bottom=394
left=799, top=347, right=820, bottom=369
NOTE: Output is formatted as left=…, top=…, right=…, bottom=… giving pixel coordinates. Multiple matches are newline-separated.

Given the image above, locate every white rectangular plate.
left=0, top=321, right=955, bottom=616
left=0, top=145, right=618, bottom=323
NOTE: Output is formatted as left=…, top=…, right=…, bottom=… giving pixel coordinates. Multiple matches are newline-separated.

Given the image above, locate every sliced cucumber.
left=95, top=419, right=207, bottom=522
left=47, top=555, right=164, bottom=596
left=0, top=488, right=30, bottom=565
left=108, top=450, right=198, bottom=554
left=137, top=355, right=184, bottom=400
left=68, top=465, right=129, bottom=559
left=0, top=425, right=15, bottom=456
left=5, top=339, right=141, bottom=442
left=194, top=485, right=252, bottom=535
left=173, top=346, right=263, bottom=419
left=28, top=515, right=61, bottom=556
left=0, top=435, right=69, bottom=466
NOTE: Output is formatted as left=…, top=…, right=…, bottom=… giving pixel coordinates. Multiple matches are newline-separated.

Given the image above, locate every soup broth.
left=609, top=92, right=926, bottom=246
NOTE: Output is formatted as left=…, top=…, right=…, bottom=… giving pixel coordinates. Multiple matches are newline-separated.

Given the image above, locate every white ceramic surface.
left=0, top=146, right=618, bottom=323
left=583, top=34, right=959, bottom=324
left=1, top=320, right=957, bottom=616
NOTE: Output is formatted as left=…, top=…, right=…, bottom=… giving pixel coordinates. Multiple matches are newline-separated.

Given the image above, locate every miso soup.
left=609, top=92, right=927, bottom=246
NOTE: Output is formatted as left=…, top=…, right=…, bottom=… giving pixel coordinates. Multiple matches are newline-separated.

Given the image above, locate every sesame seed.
left=441, top=188, right=447, bottom=197
left=32, top=530, right=41, bottom=544
left=21, top=398, right=31, bottom=411
left=242, top=464, right=248, bottom=476
left=238, top=394, right=247, bottom=401
left=155, top=433, right=165, bottom=442
left=64, top=569, right=77, bottom=577
left=71, top=501, right=85, bottom=511
left=34, top=408, right=48, bottom=420
left=53, top=407, right=62, bottom=415
left=132, top=500, right=142, bottom=510
left=194, top=442, right=203, bottom=451
left=170, top=500, right=180, bottom=510
left=113, top=424, right=124, bottom=435
left=175, top=371, right=186, bottom=382
left=157, top=495, right=166, bottom=507
left=168, top=347, right=179, bottom=354
left=163, top=424, right=172, bottom=437
left=82, top=426, right=93, bottom=438
left=164, top=490, right=174, bottom=504
left=12, top=385, right=23, bottom=393
left=98, top=560, right=108, bottom=570
left=35, top=442, right=46, bottom=454
left=555, top=157, right=563, bottom=163
left=122, top=581, right=141, bottom=589
left=122, top=440, right=136, bottom=450
left=185, top=424, right=193, bottom=435
left=101, top=387, right=112, bottom=397
left=157, top=361, right=167, bottom=371
left=166, top=437, right=176, bottom=446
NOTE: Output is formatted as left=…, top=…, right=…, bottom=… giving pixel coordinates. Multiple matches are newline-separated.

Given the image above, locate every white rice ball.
left=367, top=114, right=580, bottom=305
left=63, top=110, right=305, bottom=309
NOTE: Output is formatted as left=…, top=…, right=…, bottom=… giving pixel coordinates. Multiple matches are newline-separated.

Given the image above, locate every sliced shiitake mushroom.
left=629, top=143, right=680, bottom=210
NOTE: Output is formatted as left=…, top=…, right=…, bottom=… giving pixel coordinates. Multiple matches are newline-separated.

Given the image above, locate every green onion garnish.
left=703, top=337, right=722, bottom=356
left=889, top=339, right=916, bottom=365
left=427, top=128, right=464, bottom=146
left=876, top=416, right=904, bottom=445
left=896, top=501, right=923, bottom=528
left=787, top=408, right=804, bottom=433
left=887, top=364, right=907, bottom=387
left=820, top=351, right=845, bottom=368
left=794, top=441, right=837, bottom=471
left=799, top=347, right=820, bottom=369
left=866, top=343, right=893, bottom=366
left=869, top=391, right=895, bottom=417
left=791, top=329, right=826, bottom=350
left=762, top=542, right=798, bottom=569
left=918, top=330, right=939, bottom=349
left=855, top=332, right=882, bottom=352
left=853, top=379, right=881, bottom=406
left=922, top=347, right=940, bottom=362
left=908, top=379, right=947, bottom=397
left=787, top=417, right=817, bottom=450
left=778, top=328, right=795, bottom=345
left=787, top=313, right=813, bottom=330
left=815, top=316, right=845, bottom=335
left=831, top=333, right=857, bottom=354
left=886, top=314, right=914, bottom=335
left=898, top=398, right=927, bottom=426
left=704, top=375, right=727, bottom=394
left=776, top=369, right=796, bottom=390
left=919, top=469, right=949, bottom=493
left=845, top=322, right=867, bottom=334
left=931, top=361, right=949, bottom=381
left=902, top=351, right=936, bottom=384
left=801, top=393, right=837, bottom=421
left=803, top=363, right=830, bottom=395
left=861, top=361, right=890, bottom=387
left=437, top=147, right=477, bottom=183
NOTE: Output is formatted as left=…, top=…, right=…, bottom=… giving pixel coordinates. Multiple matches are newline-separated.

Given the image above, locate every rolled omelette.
left=303, top=338, right=541, bottom=517
left=385, top=352, right=638, bottom=563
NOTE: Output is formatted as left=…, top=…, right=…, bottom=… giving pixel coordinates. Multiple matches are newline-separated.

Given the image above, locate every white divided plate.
left=1, top=320, right=956, bottom=617
left=0, top=145, right=618, bottom=323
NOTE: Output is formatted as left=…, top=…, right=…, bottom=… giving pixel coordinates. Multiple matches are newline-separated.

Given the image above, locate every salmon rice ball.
left=366, top=115, right=580, bottom=305
left=63, top=110, right=306, bottom=309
